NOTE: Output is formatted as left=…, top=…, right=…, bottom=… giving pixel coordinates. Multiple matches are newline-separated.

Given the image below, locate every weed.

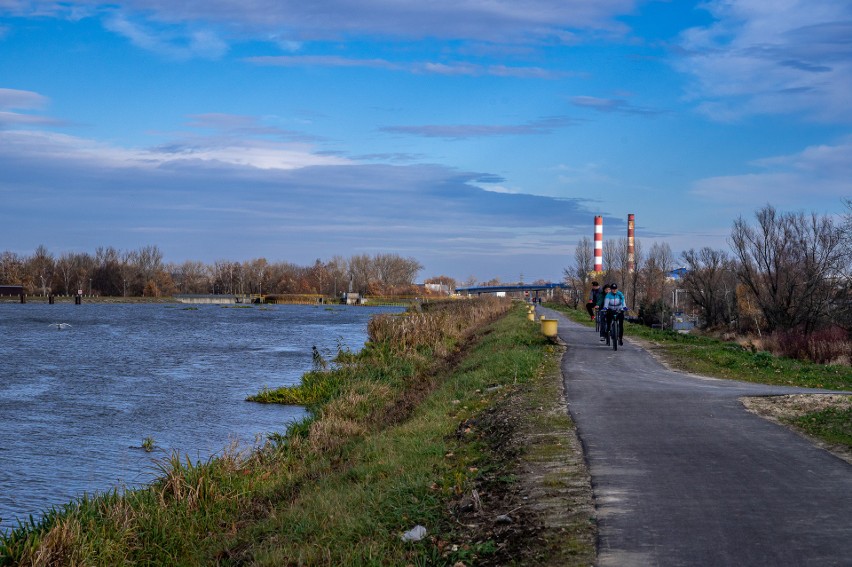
left=0, top=298, right=552, bottom=566
left=789, top=407, right=852, bottom=446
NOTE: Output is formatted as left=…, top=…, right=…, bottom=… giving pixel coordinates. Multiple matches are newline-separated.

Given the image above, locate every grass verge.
left=790, top=407, right=852, bottom=446
left=1, top=300, right=595, bottom=566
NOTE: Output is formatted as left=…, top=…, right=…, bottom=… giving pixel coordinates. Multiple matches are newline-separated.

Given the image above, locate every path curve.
left=543, top=308, right=852, bottom=567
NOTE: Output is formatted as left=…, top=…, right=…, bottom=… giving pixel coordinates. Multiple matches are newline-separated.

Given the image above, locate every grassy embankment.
left=1, top=299, right=594, bottom=566
left=549, top=303, right=852, bottom=451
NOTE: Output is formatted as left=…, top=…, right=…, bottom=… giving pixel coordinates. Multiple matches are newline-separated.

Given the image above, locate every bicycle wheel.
left=611, top=317, right=618, bottom=351
left=595, top=312, right=601, bottom=333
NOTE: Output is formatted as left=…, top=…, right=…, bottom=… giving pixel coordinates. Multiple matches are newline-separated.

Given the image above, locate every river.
left=0, top=302, right=402, bottom=533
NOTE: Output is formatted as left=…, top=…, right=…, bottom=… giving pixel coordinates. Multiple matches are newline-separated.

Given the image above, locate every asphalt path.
left=541, top=308, right=852, bottom=567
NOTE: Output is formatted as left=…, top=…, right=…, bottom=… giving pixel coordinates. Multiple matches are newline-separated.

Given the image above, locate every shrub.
left=771, top=326, right=850, bottom=364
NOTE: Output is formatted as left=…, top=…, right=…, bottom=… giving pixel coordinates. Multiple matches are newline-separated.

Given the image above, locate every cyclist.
left=586, top=281, right=601, bottom=321
left=597, top=283, right=611, bottom=341
left=602, top=283, right=627, bottom=346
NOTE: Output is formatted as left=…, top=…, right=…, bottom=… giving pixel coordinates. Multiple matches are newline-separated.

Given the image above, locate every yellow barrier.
left=541, top=318, right=558, bottom=337
left=527, top=312, right=535, bottom=321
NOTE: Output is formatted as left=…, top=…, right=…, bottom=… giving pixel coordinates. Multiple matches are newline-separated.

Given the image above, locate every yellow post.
left=541, top=318, right=558, bottom=338
left=527, top=312, right=535, bottom=321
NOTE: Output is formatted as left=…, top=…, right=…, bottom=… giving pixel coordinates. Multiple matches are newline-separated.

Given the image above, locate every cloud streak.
left=0, top=117, right=593, bottom=276
left=380, top=117, right=575, bottom=140
left=691, top=138, right=852, bottom=207
left=676, top=0, right=852, bottom=121
left=2, top=0, right=640, bottom=66
left=103, top=12, right=228, bottom=60
left=245, top=55, right=562, bottom=78
left=570, top=95, right=661, bottom=115
left=0, top=88, right=67, bottom=127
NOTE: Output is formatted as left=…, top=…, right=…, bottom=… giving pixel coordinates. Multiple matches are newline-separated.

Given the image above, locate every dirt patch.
left=741, top=394, right=852, bottom=465
left=446, top=347, right=597, bottom=566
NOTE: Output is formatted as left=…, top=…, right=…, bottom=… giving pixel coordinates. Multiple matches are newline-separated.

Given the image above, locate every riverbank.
left=0, top=300, right=596, bottom=566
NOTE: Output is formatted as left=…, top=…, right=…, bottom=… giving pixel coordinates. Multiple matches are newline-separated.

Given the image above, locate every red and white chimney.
left=594, top=215, right=603, bottom=272
left=627, top=213, right=635, bottom=273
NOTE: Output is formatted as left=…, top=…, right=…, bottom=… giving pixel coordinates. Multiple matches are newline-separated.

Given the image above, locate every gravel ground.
left=740, top=394, right=852, bottom=465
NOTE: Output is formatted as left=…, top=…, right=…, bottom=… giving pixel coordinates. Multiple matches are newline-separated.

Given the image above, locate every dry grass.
left=21, top=518, right=82, bottom=567
left=0, top=297, right=520, bottom=566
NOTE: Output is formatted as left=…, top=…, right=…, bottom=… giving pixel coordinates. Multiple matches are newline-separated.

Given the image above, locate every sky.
left=1, top=0, right=850, bottom=283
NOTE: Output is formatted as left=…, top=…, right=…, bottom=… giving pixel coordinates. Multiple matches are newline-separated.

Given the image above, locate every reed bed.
left=0, top=296, right=515, bottom=566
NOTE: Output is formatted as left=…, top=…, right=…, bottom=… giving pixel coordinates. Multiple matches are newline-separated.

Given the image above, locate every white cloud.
left=380, top=117, right=574, bottom=140
left=570, top=95, right=661, bottom=115
left=0, top=120, right=593, bottom=277
left=103, top=12, right=228, bottom=60
left=691, top=138, right=852, bottom=207
left=0, top=88, right=65, bottom=127
left=103, top=0, right=638, bottom=43
left=3, top=1, right=639, bottom=49
left=0, top=126, right=348, bottom=171
left=245, top=56, right=562, bottom=78
left=676, top=0, right=852, bottom=122
left=0, top=87, right=48, bottom=110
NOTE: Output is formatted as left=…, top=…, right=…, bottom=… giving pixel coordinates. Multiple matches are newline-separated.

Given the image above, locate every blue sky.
left=1, top=0, right=850, bottom=282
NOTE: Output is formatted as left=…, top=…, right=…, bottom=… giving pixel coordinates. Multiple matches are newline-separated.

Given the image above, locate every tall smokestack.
left=627, top=213, right=635, bottom=273
left=594, top=215, right=603, bottom=272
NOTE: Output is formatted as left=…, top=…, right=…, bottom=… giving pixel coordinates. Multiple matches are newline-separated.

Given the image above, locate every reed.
left=0, top=297, right=526, bottom=566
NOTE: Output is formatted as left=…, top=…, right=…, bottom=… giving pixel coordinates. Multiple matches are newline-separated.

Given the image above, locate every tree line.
left=565, top=203, right=852, bottom=335
left=0, top=246, right=427, bottom=298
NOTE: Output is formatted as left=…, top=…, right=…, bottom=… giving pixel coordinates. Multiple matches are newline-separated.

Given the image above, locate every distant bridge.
left=455, top=283, right=571, bottom=298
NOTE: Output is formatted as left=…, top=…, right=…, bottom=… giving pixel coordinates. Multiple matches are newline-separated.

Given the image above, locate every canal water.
left=0, top=302, right=402, bottom=533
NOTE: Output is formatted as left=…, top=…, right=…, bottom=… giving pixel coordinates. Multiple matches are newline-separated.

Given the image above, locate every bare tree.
left=120, top=249, right=138, bottom=297
left=563, top=236, right=593, bottom=307
left=0, top=251, right=24, bottom=285
left=327, top=255, right=348, bottom=297
left=242, top=258, right=269, bottom=295
left=71, top=252, right=95, bottom=295
left=173, top=260, right=210, bottom=294
left=681, top=247, right=738, bottom=328
left=348, top=254, right=374, bottom=294
left=54, top=252, right=76, bottom=295
left=211, top=260, right=238, bottom=294
left=135, top=245, right=164, bottom=294
left=602, top=239, right=618, bottom=286
left=730, top=204, right=847, bottom=332
left=27, top=245, right=55, bottom=296
left=637, top=242, right=674, bottom=325
left=626, top=239, right=643, bottom=309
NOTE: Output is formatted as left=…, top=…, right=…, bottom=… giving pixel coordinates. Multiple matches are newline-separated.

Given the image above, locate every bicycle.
left=605, top=306, right=629, bottom=351
left=594, top=307, right=602, bottom=333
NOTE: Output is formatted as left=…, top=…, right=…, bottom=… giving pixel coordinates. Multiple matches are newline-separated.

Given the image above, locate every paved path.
left=542, top=308, right=852, bottom=567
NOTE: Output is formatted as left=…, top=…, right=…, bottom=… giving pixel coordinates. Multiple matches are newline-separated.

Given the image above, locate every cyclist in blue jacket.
left=603, top=283, right=627, bottom=346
